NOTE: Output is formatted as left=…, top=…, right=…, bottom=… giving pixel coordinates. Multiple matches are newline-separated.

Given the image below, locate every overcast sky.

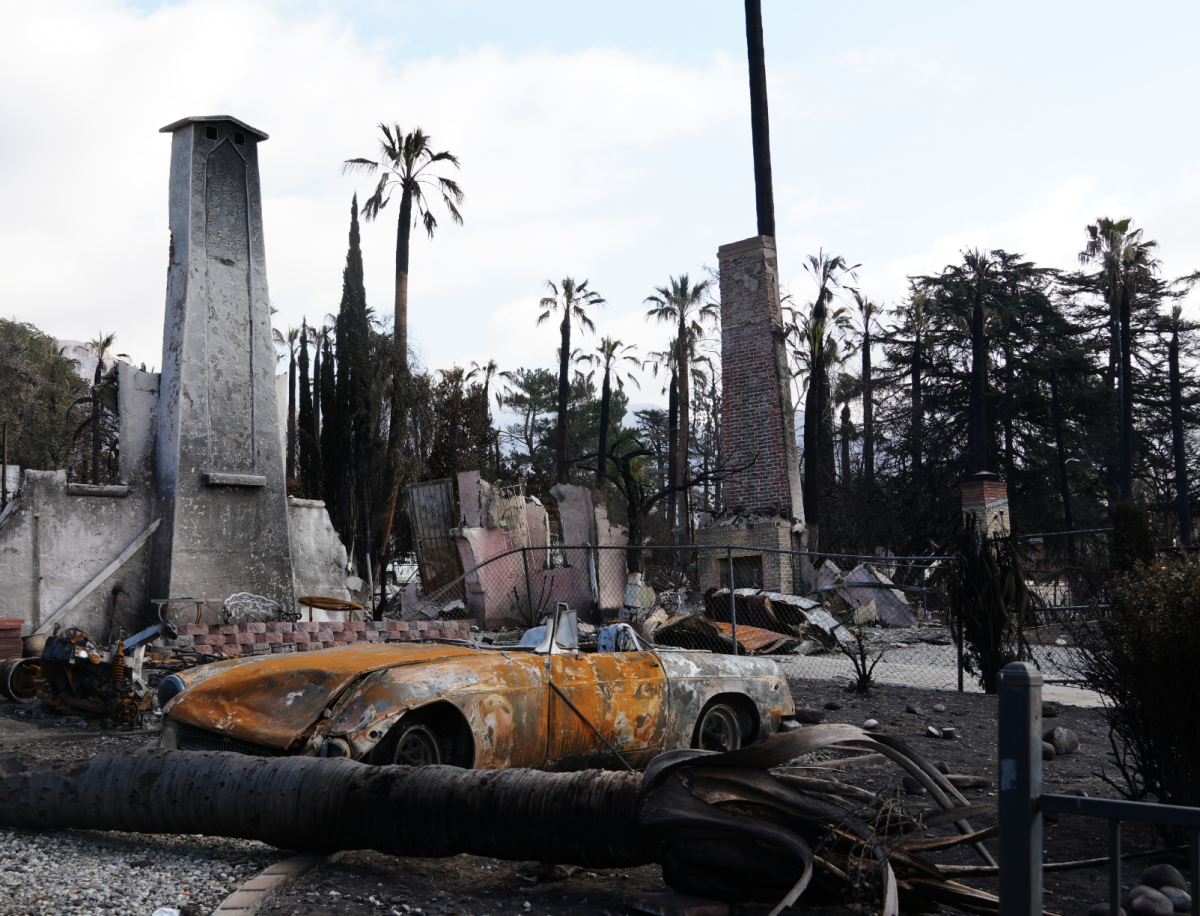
left=3, top=0, right=1199, bottom=407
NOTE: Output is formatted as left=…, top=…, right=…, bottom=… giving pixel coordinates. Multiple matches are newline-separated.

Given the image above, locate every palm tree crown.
left=539, top=277, right=605, bottom=484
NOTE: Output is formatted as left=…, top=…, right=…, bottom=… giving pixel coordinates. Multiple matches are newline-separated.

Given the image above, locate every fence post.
left=728, top=546, right=737, bottom=656
left=522, top=548, right=534, bottom=622
left=998, top=661, right=1043, bottom=916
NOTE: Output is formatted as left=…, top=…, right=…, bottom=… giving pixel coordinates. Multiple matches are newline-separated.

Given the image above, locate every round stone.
left=901, top=776, right=927, bottom=795
left=1129, top=887, right=1174, bottom=916
left=1042, top=741, right=1056, bottom=761
left=926, top=725, right=942, bottom=739
left=940, top=727, right=957, bottom=739
left=905, top=703, right=925, bottom=716
left=824, top=701, right=842, bottom=711
left=1044, top=727, right=1081, bottom=756
left=1158, top=887, right=1191, bottom=912
left=1141, top=864, right=1189, bottom=892
left=794, top=707, right=826, bottom=724
left=935, top=762, right=951, bottom=774
left=933, top=703, right=946, bottom=713
left=1043, top=702, right=1060, bottom=718
left=863, top=719, right=879, bottom=730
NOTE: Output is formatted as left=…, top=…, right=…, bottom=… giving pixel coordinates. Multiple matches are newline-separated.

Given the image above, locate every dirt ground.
left=0, top=681, right=1183, bottom=916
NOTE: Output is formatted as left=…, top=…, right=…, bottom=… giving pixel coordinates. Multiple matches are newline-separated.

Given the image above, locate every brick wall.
left=716, top=236, right=804, bottom=521
left=697, top=521, right=793, bottom=591
left=161, top=618, right=475, bottom=656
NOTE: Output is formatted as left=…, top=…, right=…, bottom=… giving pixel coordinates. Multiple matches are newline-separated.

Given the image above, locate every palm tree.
left=1079, top=218, right=1160, bottom=500
left=797, top=252, right=857, bottom=549
left=646, top=275, right=715, bottom=530
left=850, top=290, right=880, bottom=491
left=962, top=248, right=996, bottom=475
left=84, top=332, right=127, bottom=484
left=342, top=125, right=463, bottom=369
left=647, top=345, right=711, bottom=532
left=584, top=338, right=640, bottom=489
left=466, top=359, right=513, bottom=479
left=539, top=278, right=605, bottom=483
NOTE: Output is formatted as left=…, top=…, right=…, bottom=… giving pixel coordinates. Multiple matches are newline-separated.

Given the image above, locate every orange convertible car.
left=157, top=611, right=796, bottom=771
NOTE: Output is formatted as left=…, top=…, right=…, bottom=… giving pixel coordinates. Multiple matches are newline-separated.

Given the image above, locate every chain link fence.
left=377, top=541, right=1078, bottom=693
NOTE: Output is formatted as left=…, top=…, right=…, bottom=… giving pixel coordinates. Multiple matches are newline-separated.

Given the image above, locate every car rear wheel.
left=389, top=723, right=443, bottom=766
left=696, top=703, right=742, bottom=753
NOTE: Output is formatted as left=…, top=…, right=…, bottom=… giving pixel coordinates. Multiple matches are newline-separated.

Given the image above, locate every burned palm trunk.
left=0, top=728, right=1002, bottom=913
left=0, top=750, right=645, bottom=867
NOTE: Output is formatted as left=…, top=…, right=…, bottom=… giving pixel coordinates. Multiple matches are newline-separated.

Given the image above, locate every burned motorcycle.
left=0, top=619, right=177, bottom=726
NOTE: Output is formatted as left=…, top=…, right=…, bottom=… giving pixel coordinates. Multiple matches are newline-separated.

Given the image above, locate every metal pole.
left=998, top=661, right=1044, bottom=916
left=957, top=600, right=965, bottom=693
left=1, top=422, right=7, bottom=508
left=1108, top=820, right=1122, bottom=916
left=522, top=548, right=534, bottom=622
left=728, top=546, right=737, bottom=656
left=1190, top=829, right=1199, bottom=916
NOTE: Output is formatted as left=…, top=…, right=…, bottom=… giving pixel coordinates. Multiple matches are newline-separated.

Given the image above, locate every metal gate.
left=406, top=478, right=465, bottom=601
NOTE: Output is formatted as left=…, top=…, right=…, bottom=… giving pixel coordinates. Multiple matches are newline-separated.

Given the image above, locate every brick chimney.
left=959, top=471, right=1009, bottom=538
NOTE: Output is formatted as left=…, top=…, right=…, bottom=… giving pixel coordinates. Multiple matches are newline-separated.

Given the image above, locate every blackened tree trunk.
left=862, top=324, right=873, bottom=491
left=1118, top=286, right=1134, bottom=500
left=968, top=286, right=987, bottom=473
left=319, top=337, right=336, bottom=510
left=556, top=312, right=572, bottom=484
left=91, top=362, right=102, bottom=485
left=666, top=373, right=678, bottom=530
left=676, top=321, right=692, bottom=538
left=287, top=346, right=297, bottom=482
left=743, top=0, right=774, bottom=239
left=839, top=402, right=851, bottom=484
left=911, top=318, right=923, bottom=474
left=597, top=367, right=612, bottom=490
left=298, top=324, right=317, bottom=499
left=312, top=338, right=322, bottom=431
left=803, top=355, right=821, bottom=542
left=1169, top=321, right=1191, bottom=546
left=1049, top=367, right=1075, bottom=558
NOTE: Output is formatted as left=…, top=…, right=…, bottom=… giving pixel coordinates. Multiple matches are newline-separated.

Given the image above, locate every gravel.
left=0, top=828, right=284, bottom=916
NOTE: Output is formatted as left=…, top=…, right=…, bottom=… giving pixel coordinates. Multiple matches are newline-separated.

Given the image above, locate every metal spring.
left=110, top=646, right=126, bottom=685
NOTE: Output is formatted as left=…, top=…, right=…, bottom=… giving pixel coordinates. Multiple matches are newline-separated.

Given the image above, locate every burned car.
left=157, top=610, right=795, bottom=770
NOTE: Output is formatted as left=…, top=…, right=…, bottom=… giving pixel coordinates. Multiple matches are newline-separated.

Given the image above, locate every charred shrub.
left=1111, top=499, right=1156, bottom=575
left=1073, top=557, right=1200, bottom=830
left=946, top=521, right=1033, bottom=694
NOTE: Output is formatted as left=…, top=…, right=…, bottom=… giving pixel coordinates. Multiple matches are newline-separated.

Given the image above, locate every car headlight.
left=159, top=719, right=179, bottom=750
left=320, top=737, right=351, bottom=758
left=157, top=674, right=186, bottom=708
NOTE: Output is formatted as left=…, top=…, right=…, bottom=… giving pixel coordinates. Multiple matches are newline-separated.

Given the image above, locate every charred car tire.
left=0, top=658, right=39, bottom=705
left=695, top=702, right=743, bottom=753
left=389, top=722, right=444, bottom=767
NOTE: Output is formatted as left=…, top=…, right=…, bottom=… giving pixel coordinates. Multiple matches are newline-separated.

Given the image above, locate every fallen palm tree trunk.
left=0, top=726, right=1004, bottom=914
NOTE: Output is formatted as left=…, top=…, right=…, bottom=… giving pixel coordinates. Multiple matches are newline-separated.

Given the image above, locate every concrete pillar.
left=714, top=236, right=804, bottom=525
left=150, top=116, right=296, bottom=610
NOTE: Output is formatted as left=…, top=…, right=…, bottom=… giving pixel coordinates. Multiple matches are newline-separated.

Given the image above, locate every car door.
left=544, top=649, right=668, bottom=770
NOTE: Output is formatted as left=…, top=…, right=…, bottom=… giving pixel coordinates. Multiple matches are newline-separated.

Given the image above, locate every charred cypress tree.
left=319, top=336, right=339, bottom=523
left=286, top=334, right=298, bottom=483
left=297, top=322, right=319, bottom=499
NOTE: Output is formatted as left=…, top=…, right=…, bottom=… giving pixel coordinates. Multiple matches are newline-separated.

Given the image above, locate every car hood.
left=168, top=642, right=480, bottom=749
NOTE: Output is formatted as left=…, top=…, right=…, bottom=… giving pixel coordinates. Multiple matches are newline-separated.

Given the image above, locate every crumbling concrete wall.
left=0, top=470, right=151, bottom=639
left=288, top=497, right=352, bottom=618
left=118, top=363, right=159, bottom=486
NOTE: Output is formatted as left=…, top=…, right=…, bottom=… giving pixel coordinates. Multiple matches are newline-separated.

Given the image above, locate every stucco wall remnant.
left=0, top=470, right=152, bottom=638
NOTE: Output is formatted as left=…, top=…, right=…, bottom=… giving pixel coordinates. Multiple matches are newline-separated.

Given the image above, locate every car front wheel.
left=389, top=723, right=443, bottom=766
left=696, top=703, right=743, bottom=753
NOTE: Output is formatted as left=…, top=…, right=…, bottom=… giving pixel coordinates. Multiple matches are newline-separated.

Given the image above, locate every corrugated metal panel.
left=406, top=478, right=464, bottom=599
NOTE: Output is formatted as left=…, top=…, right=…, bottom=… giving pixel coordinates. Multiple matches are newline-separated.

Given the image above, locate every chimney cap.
left=159, top=116, right=269, bottom=141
